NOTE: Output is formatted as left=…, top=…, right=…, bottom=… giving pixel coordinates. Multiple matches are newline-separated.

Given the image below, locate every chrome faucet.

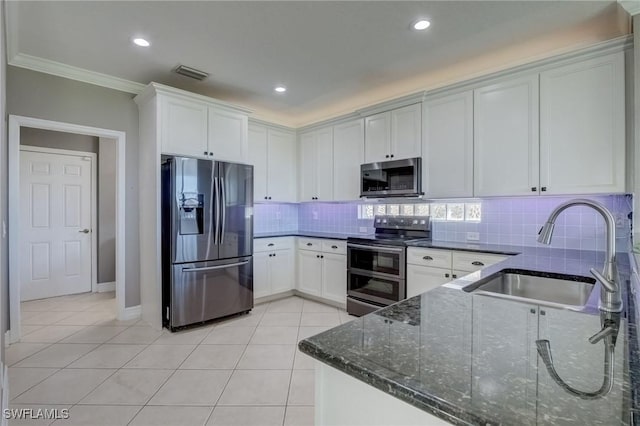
left=537, top=199, right=622, bottom=313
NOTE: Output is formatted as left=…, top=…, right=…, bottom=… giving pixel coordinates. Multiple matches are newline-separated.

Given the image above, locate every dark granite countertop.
left=299, top=248, right=636, bottom=425
left=254, top=231, right=372, bottom=240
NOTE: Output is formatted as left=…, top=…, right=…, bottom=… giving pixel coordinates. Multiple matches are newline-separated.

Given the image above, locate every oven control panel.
left=374, top=215, right=430, bottom=231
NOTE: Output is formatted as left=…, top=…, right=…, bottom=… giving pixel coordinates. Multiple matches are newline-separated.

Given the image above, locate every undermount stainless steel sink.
left=463, top=269, right=596, bottom=309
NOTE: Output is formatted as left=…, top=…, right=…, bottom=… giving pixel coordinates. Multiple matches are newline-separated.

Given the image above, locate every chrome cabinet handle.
left=78, top=229, right=90, bottom=234
left=471, top=261, right=484, bottom=266
left=423, top=256, right=433, bottom=261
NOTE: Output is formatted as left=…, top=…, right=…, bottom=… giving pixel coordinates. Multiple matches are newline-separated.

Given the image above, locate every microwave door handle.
left=347, top=243, right=404, bottom=254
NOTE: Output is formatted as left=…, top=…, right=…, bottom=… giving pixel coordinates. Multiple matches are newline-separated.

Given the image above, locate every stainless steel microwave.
left=360, top=157, right=422, bottom=198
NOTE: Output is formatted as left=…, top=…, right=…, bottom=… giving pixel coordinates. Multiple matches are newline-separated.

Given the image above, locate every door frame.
left=19, top=146, right=98, bottom=295
left=8, top=115, right=127, bottom=343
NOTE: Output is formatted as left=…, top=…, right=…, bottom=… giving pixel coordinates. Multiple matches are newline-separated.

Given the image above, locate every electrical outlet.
left=466, top=232, right=480, bottom=241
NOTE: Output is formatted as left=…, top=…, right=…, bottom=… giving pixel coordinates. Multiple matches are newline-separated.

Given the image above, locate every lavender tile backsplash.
left=255, top=194, right=632, bottom=251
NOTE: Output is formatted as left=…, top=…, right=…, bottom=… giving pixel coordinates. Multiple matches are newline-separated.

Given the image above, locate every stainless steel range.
left=346, top=215, right=431, bottom=316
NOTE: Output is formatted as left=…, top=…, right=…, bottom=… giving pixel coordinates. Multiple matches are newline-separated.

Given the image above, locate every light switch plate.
left=466, top=232, right=480, bottom=241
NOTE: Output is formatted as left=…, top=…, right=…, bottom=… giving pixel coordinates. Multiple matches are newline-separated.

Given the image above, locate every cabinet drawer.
left=254, top=237, right=294, bottom=253
left=298, top=237, right=323, bottom=251
left=452, top=251, right=509, bottom=273
left=406, top=247, right=452, bottom=269
left=322, top=240, right=347, bottom=255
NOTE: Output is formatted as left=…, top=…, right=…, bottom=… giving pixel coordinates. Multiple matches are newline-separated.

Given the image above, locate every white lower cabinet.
left=406, top=247, right=510, bottom=298
left=406, top=265, right=453, bottom=298
left=297, top=238, right=347, bottom=304
left=253, top=238, right=295, bottom=299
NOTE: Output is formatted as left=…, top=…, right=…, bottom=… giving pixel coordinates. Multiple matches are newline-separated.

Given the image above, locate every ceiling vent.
left=174, top=65, right=209, bottom=81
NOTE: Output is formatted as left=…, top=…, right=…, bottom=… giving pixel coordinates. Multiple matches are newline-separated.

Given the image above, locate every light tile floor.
left=7, top=293, right=356, bottom=426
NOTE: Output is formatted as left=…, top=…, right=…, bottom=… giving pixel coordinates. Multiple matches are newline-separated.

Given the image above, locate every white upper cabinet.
left=423, top=91, right=473, bottom=198
left=474, top=74, right=540, bottom=197
left=539, top=52, right=625, bottom=195
left=390, top=103, right=422, bottom=160
left=364, top=103, right=421, bottom=163
left=247, top=123, right=268, bottom=202
left=155, top=86, right=250, bottom=163
left=248, top=123, right=297, bottom=202
left=267, top=128, right=297, bottom=202
left=208, top=107, right=248, bottom=162
left=160, top=95, right=208, bottom=158
left=364, top=112, right=391, bottom=163
left=299, top=127, right=334, bottom=201
left=332, top=119, right=364, bottom=201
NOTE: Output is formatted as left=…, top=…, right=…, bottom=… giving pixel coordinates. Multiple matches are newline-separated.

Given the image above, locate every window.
left=358, top=202, right=481, bottom=222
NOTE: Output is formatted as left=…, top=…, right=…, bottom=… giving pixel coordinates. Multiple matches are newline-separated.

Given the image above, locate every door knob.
left=78, top=229, right=90, bottom=234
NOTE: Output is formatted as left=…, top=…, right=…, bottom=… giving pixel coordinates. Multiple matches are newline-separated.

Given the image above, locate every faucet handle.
left=590, top=268, right=616, bottom=293
left=588, top=326, right=615, bottom=344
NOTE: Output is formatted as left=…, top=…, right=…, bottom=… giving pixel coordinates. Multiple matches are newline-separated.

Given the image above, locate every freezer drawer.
left=169, top=257, right=253, bottom=329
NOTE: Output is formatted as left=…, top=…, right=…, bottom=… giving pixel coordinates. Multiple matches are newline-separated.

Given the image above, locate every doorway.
left=8, top=115, right=127, bottom=343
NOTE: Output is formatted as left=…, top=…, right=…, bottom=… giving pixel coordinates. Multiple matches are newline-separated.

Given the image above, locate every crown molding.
left=138, top=82, right=253, bottom=114
left=8, top=53, right=146, bottom=95
left=248, top=117, right=296, bottom=133
left=619, top=1, right=640, bottom=16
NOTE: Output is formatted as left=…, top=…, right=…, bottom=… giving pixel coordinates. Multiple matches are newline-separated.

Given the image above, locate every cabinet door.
left=472, top=296, right=537, bottom=425
left=474, top=75, right=539, bottom=196
left=423, top=92, right=473, bottom=198
left=390, top=103, right=421, bottom=160
left=315, top=127, right=334, bottom=201
left=333, top=119, right=364, bottom=201
left=297, top=250, right=322, bottom=296
left=267, top=128, right=297, bottom=202
left=406, top=265, right=451, bottom=298
left=208, top=107, right=248, bottom=162
left=364, top=112, right=391, bottom=163
left=540, top=53, right=625, bottom=195
left=269, top=249, right=295, bottom=294
left=299, top=132, right=318, bottom=201
left=321, top=253, right=347, bottom=304
left=160, top=95, right=208, bottom=157
left=248, top=123, right=268, bottom=202
left=253, top=252, right=271, bottom=299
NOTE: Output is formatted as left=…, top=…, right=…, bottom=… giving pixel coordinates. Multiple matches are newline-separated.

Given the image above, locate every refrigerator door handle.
left=214, top=176, right=220, bottom=245
left=220, top=176, right=226, bottom=244
left=182, top=260, right=249, bottom=273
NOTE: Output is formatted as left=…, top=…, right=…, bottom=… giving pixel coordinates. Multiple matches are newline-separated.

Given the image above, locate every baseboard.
left=293, top=290, right=347, bottom=310
left=97, top=281, right=116, bottom=293
left=120, top=305, right=141, bottom=321
left=254, top=290, right=296, bottom=305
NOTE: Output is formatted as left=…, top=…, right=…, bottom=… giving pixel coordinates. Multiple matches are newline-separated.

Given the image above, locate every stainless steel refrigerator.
left=161, top=156, right=253, bottom=330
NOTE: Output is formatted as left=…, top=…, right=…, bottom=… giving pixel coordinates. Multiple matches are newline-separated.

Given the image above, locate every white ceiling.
left=7, top=1, right=629, bottom=126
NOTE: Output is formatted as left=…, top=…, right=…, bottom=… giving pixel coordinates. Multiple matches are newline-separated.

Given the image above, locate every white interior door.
left=20, top=150, right=93, bottom=301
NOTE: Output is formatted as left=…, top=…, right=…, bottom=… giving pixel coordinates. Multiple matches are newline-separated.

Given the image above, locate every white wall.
left=6, top=66, right=140, bottom=306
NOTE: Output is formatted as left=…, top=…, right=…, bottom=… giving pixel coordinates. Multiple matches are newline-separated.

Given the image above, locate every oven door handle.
left=347, top=243, right=404, bottom=254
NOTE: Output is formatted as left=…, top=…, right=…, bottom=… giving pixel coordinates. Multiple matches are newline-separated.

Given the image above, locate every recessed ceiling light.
left=133, top=38, right=150, bottom=47
left=274, top=85, right=287, bottom=93
left=413, top=20, right=431, bottom=31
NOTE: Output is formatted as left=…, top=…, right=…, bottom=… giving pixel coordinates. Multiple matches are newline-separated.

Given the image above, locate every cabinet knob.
left=209, top=152, right=214, bottom=157
left=452, top=274, right=457, bottom=278
left=320, top=255, right=324, bottom=259
left=390, top=154, right=394, bottom=158
left=267, top=243, right=274, bottom=247
left=307, top=243, right=313, bottom=246
left=445, top=273, right=450, bottom=278
left=531, top=187, right=537, bottom=192
left=316, top=255, right=320, bottom=258
left=385, top=155, right=390, bottom=158
left=471, top=261, right=484, bottom=266
left=273, top=253, right=276, bottom=257
left=331, top=245, right=338, bottom=249
left=423, top=256, right=433, bottom=261
left=204, top=151, right=208, bottom=155
left=541, top=187, right=547, bottom=192
left=269, top=254, right=273, bottom=257
left=268, top=196, right=272, bottom=200
left=264, top=196, right=268, bottom=200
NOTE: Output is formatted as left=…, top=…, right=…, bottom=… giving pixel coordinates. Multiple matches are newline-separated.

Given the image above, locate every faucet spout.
left=537, top=199, right=622, bottom=313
